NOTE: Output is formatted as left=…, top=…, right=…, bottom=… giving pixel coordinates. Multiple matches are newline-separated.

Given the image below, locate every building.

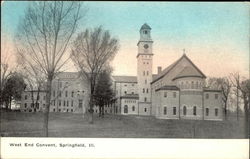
left=112, top=23, right=223, bottom=120
left=20, top=23, right=223, bottom=121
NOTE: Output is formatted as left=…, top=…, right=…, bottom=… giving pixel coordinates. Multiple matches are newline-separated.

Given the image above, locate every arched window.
left=146, top=88, right=149, bottom=93
left=144, top=97, right=147, bottom=102
left=215, top=108, right=218, bottom=116
left=183, top=106, right=187, bottom=115
left=132, top=106, right=135, bottom=111
left=206, top=108, right=209, bottom=116
left=195, top=81, right=198, bottom=89
left=191, top=81, right=194, bottom=89
left=164, top=107, right=167, bottom=115
left=193, top=106, right=197, bottom=116
left=143, top=88, right=145, bottom=93
left=124, top=105, right=128, bottom=113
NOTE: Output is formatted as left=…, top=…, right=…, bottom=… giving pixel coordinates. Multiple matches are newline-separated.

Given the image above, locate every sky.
left=1, top=1, right=249, bottom=78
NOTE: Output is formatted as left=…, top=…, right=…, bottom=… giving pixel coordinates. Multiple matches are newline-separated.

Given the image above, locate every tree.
left=71, top=26, right=119, bottom=124
left=229, top=72, right=249, bottom=138
left=207, top=77, right=231, bottom=120
left=15, top=1, right=84, bottom=136
left=2, top=72, right=26, bottom=110
left=94, top=69, right=114, bottom=117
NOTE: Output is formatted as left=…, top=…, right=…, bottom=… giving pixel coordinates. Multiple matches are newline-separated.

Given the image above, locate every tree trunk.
left=88, top=95, right=94, bottom=124
left=244, top=100, right=249, bottom=138
left=99, top=105, right=101, bottom=117
left=43, top=74, right=53, bottom=137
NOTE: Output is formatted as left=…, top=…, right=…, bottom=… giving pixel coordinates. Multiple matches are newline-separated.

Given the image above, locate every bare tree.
left=207, top=77, right=231, bottom=120
left=229, top=72, right=249, bottom=138
left=71, top=26, right=119, bottom=124
left=15, top=1, right=84, bottom=136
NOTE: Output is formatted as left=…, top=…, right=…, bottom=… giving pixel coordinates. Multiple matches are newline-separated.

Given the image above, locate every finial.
left=183, top=49, right=186, bottom=55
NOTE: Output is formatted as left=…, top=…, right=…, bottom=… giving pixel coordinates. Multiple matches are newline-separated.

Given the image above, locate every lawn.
left=0, top=110, right=246, bottom=138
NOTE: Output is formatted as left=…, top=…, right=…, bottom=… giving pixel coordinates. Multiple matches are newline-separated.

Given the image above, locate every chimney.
left=157, top=66, right=162, bottom=74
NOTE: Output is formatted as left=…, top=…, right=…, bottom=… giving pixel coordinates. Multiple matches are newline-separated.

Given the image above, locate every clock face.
left=144, top=44, right=149, bottom=49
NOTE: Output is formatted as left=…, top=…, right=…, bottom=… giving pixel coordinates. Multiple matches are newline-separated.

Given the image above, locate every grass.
left=0, top=110, right=246, bottom=138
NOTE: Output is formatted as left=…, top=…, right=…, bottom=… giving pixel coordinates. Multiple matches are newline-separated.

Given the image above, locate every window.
left=183, top=106, right=187, bottom=115
left=63, top=100, right=66, bottom=106
left=193, top=106, right=197, bottom=116
left=144, top=97, right=147, bottom=102
left=143, top=88, right=145, bottom=93
left=164, top=92, right=167, bottom=98
left=205, top=94, right=209, bottom=99
left=59, top=91, right=61, bottom=97
left=65, top=91, right=68, bottom=97
left=53, top=100, right=55, bottom=106
left=132, top=92, right=134, bottom=94
left=164, top=107, right=167, bottom=115
left=147, top=71, right=149, bottom=76
left=71, top=91, right=74, bottom=97
left=191, top=81, right=194, bottom=89
left=132, top=106, right=135, bottom=111
left=71, top=100, right=74, bottom=107
left=173, top=107, right=176, bottom=115
left=37, top=95, right=40, bottom=100
left=206, top=108, right=209, bottom=116
left=79, top=100, right=83, bottom=108
left=53, top=109, right=55, bottom=112
left=145, top=79, right=147, bottom=84
left=124, top=105, right=128, bottom=113
left=53, top=91, right=55, bottom=97
left=215, top=108, right=218, bottom=116
left=59, top=82, right=62, bottom=88
left=173, top=92, right=176, bottom=98
left=124, top=84, right=127, bottom=87
left=144, top=108, right=147, bottom=112
left=24, top=95, right=28, bottom=100
left=59, top=100, right=61, bottom=106
left=124, top=91, right=127, bottom=94
left=67, top=101, right=69, bottom=107
left=24, top=103, right=27, bottom=108
left=71, top=109, right=73, bottom=112
left=215, top=94, right=218, bottom=99
left=59, top=109, right=61, bottom=112
left=195, top=81, right=198, bottom=89
left=143, top=71, right=145, bottom=76
left=146, top=89, right=148, bottom=93
left=144, top=30, right=148, bottom=34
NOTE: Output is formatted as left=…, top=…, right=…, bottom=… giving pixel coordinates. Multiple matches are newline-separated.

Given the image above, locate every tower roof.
left=140, top=23, right=151, bottom=30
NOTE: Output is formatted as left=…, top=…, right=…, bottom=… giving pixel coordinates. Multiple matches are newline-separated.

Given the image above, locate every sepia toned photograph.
left=1, top=1, right=249, bottom=142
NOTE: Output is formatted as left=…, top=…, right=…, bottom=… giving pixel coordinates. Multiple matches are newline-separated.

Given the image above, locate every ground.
left=0, top=110, right=246, bottom=138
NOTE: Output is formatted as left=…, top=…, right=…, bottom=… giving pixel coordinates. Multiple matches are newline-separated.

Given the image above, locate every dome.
left=140, top=23, right=151, bottom=30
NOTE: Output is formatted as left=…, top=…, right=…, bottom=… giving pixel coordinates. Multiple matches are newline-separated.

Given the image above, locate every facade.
left=20, top=23, right=223, bottom=121
left=112, top=23, right=223, bottom=120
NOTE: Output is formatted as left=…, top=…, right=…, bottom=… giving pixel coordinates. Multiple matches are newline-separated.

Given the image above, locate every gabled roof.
left=151, top=54, right=206, bottom=84
left=155, top=85, right=180, bottom=92
left=173, top=66, right=206, bottom=80
left=112, top=76, right=137, bottom=83
left=140, top=23, right=151, bottom=30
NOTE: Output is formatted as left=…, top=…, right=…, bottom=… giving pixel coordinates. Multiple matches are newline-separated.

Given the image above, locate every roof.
left=155, top=85, right=180, bottom=92
left=151, top=54, right=206, bottom=84
left=173, top=66, right=205, bottom=80
left=112, top=76, right=137, bottom=83
left=121, top=94, right=139, bottom=99
left=140, top=23, right=151, bottom=30
left=56, top=72, right=79, bottom=79
left=203, top=88, right=222, bottom=92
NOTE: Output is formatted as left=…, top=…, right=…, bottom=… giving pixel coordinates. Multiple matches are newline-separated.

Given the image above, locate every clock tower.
left=137, top=23, right=153, bottom=115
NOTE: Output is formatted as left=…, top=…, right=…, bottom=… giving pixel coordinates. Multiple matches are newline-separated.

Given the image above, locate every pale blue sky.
left=2, top=2, right=249, bottom=77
